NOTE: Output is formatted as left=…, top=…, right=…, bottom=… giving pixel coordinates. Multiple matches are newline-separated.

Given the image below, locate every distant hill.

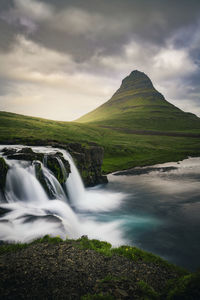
left=77, top=70, right=200, bottom=133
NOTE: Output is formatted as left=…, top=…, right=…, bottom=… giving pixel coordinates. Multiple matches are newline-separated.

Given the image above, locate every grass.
left=75, top=236, right=187, bottom=277
left=137, top=280, right=159, bottom=299
left=81, top=293, right=114, bottom=300
left=163, top=272, right=200, bottom=299
left=0, top=235, right=63, bottom=256
left=1, top=111, right=200, bottom=174
left=1, top=235, right=196, bottom=299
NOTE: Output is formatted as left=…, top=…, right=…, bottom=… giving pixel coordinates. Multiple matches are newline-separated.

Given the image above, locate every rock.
left=0, top=207, right=11, bottom=217
left=0, top=157, right=9, bottom=192
left=18, top=147, right=34, bottom=154
left=6, top=147, right=44, bottom=162
left=46, top=154, right=70, bottom=184
left=69, top=146, right=108, bottom=187
left=33, top=161, right=55, bottom=199
left=2, top=148, right=17, bottom=156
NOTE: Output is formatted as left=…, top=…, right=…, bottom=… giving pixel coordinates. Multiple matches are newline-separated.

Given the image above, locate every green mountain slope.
left=77, top=70, right=200, bottom=133
left=1, top=110, right=200, bottom=174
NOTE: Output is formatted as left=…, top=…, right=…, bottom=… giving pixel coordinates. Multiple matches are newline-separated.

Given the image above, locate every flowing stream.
left=0, top=145, right=200, bottom=271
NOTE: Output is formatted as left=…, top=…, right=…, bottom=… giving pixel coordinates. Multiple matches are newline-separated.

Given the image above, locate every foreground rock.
left=0, top=237, right=198, bottom=299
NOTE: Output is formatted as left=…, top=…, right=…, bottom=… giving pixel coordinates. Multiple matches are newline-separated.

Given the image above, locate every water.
left=102, top=158, right=200, bottom=271
left=0, top=145, right=125, bottom=246
left=0, top=145, right=200, bottom=271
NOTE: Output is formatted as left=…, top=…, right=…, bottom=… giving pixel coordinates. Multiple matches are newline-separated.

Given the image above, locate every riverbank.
left=1, top=236, right=199, bottom=299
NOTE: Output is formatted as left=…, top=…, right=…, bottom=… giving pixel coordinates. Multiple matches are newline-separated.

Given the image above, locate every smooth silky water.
left=0, top=145, right=200, bottom=271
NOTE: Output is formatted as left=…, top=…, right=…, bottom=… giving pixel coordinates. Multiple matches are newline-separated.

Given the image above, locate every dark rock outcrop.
left=67, top=143, right=108, bottom=186
left=46, top=154, right=70, bottom=184
left=0, top=157, right=9, bottom=192
left=4, top=147, right=44, bottom=162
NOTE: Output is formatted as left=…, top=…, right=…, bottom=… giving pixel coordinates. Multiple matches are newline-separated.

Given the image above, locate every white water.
left=0, top=145, right=126, bottom=245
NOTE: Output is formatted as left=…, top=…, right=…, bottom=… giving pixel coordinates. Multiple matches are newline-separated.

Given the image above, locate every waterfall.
left=0, top=145, right=125, bottom=245
left=5, top=164, right=48, bottom=204
left=63, top=152, right=85, bottom=207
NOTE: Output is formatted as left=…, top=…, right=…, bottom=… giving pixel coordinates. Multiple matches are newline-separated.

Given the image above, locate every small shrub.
left=33, top=235, right=63, bottom=244
left=166, top=271, right=200, bottom=300
left=81, top=293, right=114, bottom=300
left=137, top=280, right=159, bottom=299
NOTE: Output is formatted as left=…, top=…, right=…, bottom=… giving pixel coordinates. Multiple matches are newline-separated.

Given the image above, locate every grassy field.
left=1, top=111, right=200, bottom=173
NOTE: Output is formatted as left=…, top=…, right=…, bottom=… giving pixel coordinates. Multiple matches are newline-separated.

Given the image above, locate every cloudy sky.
left=0, top=0, right=200, bottom=121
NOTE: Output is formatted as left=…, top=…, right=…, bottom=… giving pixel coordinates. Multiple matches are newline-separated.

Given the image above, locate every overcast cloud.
left=0, top=0, right=200, bottom=120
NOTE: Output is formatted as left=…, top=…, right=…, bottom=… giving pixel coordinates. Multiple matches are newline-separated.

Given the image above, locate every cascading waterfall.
left=0, top=145, right=125, bottom=245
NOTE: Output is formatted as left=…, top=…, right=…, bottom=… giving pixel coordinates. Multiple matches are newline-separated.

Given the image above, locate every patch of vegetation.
left=164, top=272, right=200, bottom=300
left=73, top=236, right=187, bottom=276
left=76, top=236, right=112, bottom=256
left=110, top=245, right=187, bottom=276
left=99, top=274, right=122, bottom=284
left=137, top=280, right=159, bottom=299
left=81, top=293, right=114, bottom=300
left=32, top=235, right=64, bottom=244
left=0, top=243, right=29, bottom=256
left=0, top=235, right=63, bottom=256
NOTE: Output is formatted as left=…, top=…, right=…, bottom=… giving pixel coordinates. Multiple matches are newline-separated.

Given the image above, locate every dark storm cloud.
left=0, top=0, right=200, bottom=119
left=1, top=0, right=200, bottom=59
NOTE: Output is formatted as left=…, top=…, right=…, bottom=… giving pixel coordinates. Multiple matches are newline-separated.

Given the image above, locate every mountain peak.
left=77, top=69, right=198, bottom=127
left=119, top=70, right=154, bottom=92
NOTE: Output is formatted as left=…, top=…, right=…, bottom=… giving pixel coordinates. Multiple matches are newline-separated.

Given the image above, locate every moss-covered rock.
left=33, top=161, right=55, bottom=198
left=46, top=153, right=70, bottom=185
left=5, top=147, right=44, bottom=162
left=68, top=144, right=108, bottom=187
left=165, top=271, right=200, bottom=300
left=0, top=157, right=9, bottom=192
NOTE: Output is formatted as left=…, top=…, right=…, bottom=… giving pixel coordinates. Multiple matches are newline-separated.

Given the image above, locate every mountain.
left=1, top=71, right=200, bottom=173
left=77, top=70, right=200, bottom=132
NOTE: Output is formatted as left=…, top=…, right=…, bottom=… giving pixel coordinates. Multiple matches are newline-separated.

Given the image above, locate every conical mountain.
left=77, top=70, right=200, bottom=132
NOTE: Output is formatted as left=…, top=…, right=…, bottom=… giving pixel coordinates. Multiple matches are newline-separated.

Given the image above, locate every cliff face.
left=66, top=143, right=108, bottom=186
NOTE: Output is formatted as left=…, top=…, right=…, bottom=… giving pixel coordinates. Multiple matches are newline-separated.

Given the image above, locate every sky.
left=0, top=0, right=200, bottom=121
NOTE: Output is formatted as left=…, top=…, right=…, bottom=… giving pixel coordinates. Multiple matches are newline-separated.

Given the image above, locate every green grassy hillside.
left=77, top=70, right=200, bottom=133
left=1, top=111, right=200, bottom=173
